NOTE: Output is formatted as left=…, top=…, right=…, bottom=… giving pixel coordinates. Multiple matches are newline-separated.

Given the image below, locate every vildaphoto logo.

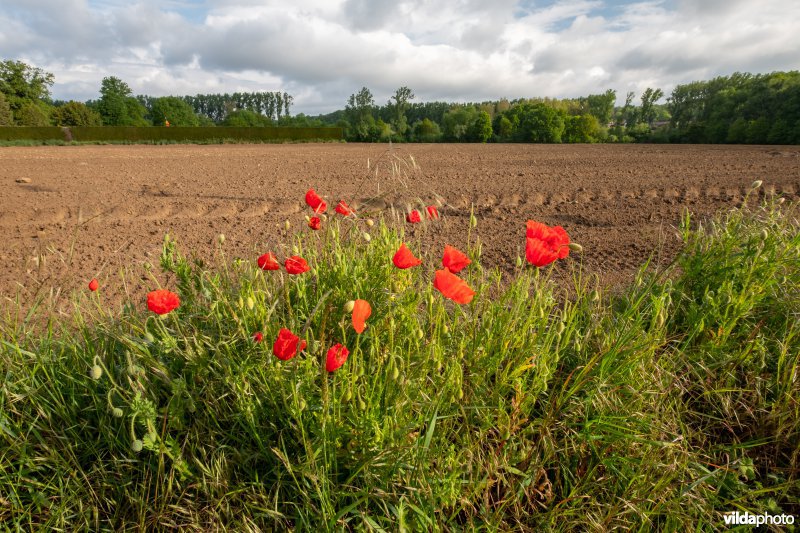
left=723, top=511, right=795, bottom=526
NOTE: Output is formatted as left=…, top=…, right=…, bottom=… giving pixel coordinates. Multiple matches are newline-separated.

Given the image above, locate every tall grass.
left=0, top=192, right=797, bottom=530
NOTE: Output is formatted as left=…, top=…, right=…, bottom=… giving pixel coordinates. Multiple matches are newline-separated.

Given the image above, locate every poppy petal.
left=305, top=188, right=327, bottom=214
left=326, top=343, right=350, bottom=372
left=273, top=328, right=305, bottom=360
left=433, top=269, right=475, bottom=304
left=335, top=200, right=354, bottom=216
left=147, top=289, right=181, bottom=315
left=442, top=244, right=471, bottom=273
left=393, top=243, right=422, bottom=269
left=525, top=237, right=559, bottom=267
left=257, top=252, right=280, bottom=271
left=285, top=255, right=310, bottom=274
left=352, top=299, right=372, bottom=334
left=406, top=210, right=421, bottom=223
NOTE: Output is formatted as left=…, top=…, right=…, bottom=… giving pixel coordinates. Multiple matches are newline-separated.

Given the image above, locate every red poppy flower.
left=442, top=245, right=471, bottom=273
left=406, top=210, right=421, bottom=223
left=147, top=289, right=181, bottom=315
left=305, top=188, right=327, bottom=214
left=352, top=299, right=372, bottom=334
left=257, top=252, right=280, bottom=271
left=433, top=269, right=475, bottom=304
left=253, top=331, right=264, bottom=343
left=273, top=327, right=307, bottom=361
left=88, top=278, right=99, bottom=292
left=326, top=343, right=350, bottom=372
left=393, top=243, right=422, bottom=269
left=426, top=205, right=439, bottom=220
left=335, top=200, right=354, bottom=216
left=309, top=216, right=321, bottom=230
left=525, top=220, right=570, bottom=267
left=285, top=255, right=310, bottom=274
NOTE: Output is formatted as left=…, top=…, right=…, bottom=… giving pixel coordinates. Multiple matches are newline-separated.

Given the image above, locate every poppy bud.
left=112, top=407, right=124, bottom=418
left=751, top=180, right=763, bottom=189
left=344, top=300, right=355, bottom=312
left=760, top=229, right=769, bottom=240
left=366, top=219, right=375, bottom=227
left=470, top=214, right=478, bottom=228
left=131, top=439, right=143, bottom=453
left=359, top=399, right=367, bottom=410
left=88, top=278, right=99, bottom=292
left=590, top=290, right=600, bottom=302
left=516, top=255, right=522, bottom=267
left=416, top=328, right=424, bottom=340
left=292, top=245, right=299, bottom=255
left=304, top=215, right=311, bottom=222
left=237, top=296, right=244, bottom=309
left=392, top=366, right=400, bottom=380
left=343, top=389, right=352, bottom=402
left=218, top=233, right=225, bottom=244
left=284, top=220, right=291, bottom=231
left=457, top=388, right=464, bottom=400
left=777, top=197, right=785, bottom=204
left=556, top=321, right=566, bottom=335
left=90, top=365, right=103, bottom=380
left=144, top=331, right=155, bottom=344
left=299, top=398, right=307, bottom=411
left=246, top=296, right=255, bottom=310
left=363, top=232, right=371, bottom=242
left=568, top=242, right=583, bottom=253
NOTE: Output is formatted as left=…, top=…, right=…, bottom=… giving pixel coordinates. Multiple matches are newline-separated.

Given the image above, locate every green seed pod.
left=90, top=365, right=103, bottom=380
left=112, top=407, right=124, bottom=418
left=131, top=439, right=143, bottom=453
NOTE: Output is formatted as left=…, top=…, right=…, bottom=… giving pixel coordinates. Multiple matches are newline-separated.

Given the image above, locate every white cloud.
left=2, top=0, right=799, bottom=113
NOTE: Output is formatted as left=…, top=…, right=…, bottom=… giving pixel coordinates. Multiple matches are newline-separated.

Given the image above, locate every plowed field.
left=2, top=143, right=798, bottom=313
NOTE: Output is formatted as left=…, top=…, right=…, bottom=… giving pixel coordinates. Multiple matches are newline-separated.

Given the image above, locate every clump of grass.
left=0, top=194, right=797, bottom=530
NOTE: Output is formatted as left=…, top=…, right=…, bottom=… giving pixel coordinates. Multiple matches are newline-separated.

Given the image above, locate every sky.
left=1, top=0, right=799, bottom=115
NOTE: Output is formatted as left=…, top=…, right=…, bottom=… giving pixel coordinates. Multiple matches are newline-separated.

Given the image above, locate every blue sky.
left=2, top=0, right=799, bottom=115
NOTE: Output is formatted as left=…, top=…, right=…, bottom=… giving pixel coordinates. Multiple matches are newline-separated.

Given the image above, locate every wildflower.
left=335, top=200, right=354, bottom=216
left=352, top=299, right=372, bottom=334
left=406, top=210, right=422, bottom=223
left=433, top=269, right=475, bottom=304
left=305, top=188, right=327, bottom=213
left=442, top=245, right=471, bottom=273
left=253, top=331, right=264, bottom=343
left=326, top=343, right=350, bottom=372
left=393, top=243, right=422, bottom=269
left=525, top=220, right=570, bottom=267
left=88, top=278, right=99, bottom=292
left=257, top=252, right=280, bottom=271
left=309, top=216, right=321, bottom=230
left=147, top=289, right=180, bottom=315
left=426, top=205, right=439, bottom=220
left=285, top=255, right=310, bottom=274
left=273, top=328, right=307, bottom=361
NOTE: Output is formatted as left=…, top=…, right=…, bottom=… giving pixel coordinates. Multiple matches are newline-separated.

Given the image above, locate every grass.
left=0, top=186, right=798, bottom=530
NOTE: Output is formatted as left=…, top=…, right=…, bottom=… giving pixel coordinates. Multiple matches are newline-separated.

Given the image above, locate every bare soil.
left=1, top=143, right=798, bottom=315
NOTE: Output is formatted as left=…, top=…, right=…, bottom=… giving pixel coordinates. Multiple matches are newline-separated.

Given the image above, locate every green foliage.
left=15, top=101, right=52, bottom=126
left=466, top=111, right=493, bottom=142
left=345, top=87, right=377, bottom=141
left=0, top=126, right=66, bottom=141
left=0, top=59, right=54, bottom=114
left=0, top=92, right=13, bottom=125
left=51, top=101, right=102, bottom=126
left=563, top=114, right=601, bottom=143
left=149, top=96, right=201, bottom=126
left=411, top=118, right=441, bottom=142
left=222, top=109, right=273, bottom=127
left=97, top=76, right=148, bottom=126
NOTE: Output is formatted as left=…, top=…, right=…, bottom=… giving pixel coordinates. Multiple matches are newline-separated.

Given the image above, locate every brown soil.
left=1, top=143, right=798, bottom=316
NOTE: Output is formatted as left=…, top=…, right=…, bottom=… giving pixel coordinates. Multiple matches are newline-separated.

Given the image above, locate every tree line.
left=2, top=59, right=798, bottom=144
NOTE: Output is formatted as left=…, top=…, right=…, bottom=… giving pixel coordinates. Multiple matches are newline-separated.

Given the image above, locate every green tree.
left=411, top=118, right=441, bottom=142
left=150, top=96, right=200, bottom=126
left=344, top=87, right=376, bottom=141
left=586, top=89, right=616, bottom=125
left=640, top=87, right=664, bottom=125
left=564, top=114, right=600, bottom=143
left=0, top=92, right=12, bottom=125
left=16, top=101, right=51, bottom=126
left=222, top=109, right=272, bottom=127
left=97, top=76, right=148, bottom=126
left=466, top=111, right=492, bottom=142
left=389, top=86, right=414, bottom=140
left=0, top=60, right=54, bottom=119
left=52, top=101, right=102, bottom=126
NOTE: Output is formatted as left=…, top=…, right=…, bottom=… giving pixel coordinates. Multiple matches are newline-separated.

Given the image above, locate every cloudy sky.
left=2, top=0, right=799, bottom=115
